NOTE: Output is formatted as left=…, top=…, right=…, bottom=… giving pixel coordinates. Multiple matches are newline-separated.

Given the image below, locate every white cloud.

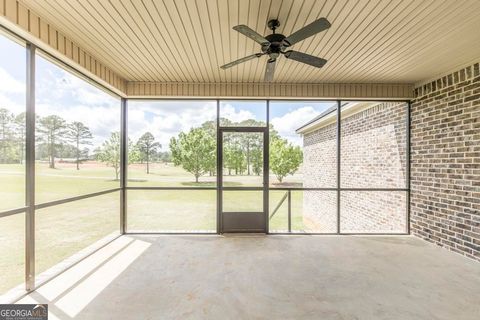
left=0, top=65, right=25, bottom=114
left=59, top=71, right=115, bottom=106
left=0, top=92, right=24, bottom=113
left=0, top=67, right=25, bottom=114
left=220, top=103, right=255, bottom=122
left=127, top=101, right=260, bottom=150
left=0, top=67, right=25, bottom=94
left=128, top=102, right=217, bottom=150
left=33, top=58, right=121, bottom=150
left=36, top=102, right=120, bottom=149
left=36, top=63, right=117, bottom=108
left=271, top=106, right=320, bottom=146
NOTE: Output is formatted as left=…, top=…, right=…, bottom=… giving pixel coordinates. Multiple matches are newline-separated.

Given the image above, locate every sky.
left=0, top=32, right=335, bottom=153
left=128, top=100, right=334, bottom=149
left=0, top=33, right=26, bottom=117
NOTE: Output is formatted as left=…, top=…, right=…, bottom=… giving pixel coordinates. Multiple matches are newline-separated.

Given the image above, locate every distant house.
left=296, top=102, right=407, bottom=232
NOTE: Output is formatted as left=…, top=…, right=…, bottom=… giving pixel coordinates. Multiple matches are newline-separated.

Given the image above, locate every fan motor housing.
left=263, top=33, right=286, bottom=59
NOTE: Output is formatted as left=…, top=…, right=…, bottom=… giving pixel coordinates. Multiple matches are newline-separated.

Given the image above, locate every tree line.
left=0, top=108, right=25, bottom=164
left=0, top=108, right=167, bottom=175
left=1, top=108, right=302, bottom=183
left=1, top=108, right=97, bottom=169
left=95, top=131, right=167, bottom=180
left=169, top=119, right=303, bottom=183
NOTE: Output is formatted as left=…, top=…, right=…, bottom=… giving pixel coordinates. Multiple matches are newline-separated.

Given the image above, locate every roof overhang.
left=296, top=102, right=383, bottom=135
left=2, top=0, right=479, bottom=98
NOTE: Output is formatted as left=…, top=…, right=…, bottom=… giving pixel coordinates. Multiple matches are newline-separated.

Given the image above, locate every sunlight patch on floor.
left=17, top=236, right=151, bottom=319
left=55, top=239, right=150, bottom=317
left=36, top=236, right=134, bottom=301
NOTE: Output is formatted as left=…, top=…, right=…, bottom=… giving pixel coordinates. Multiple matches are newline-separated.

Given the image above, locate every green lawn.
left=127, top=189, right=303, bottom=232
left=0, top=161, right=305, bottom=296
left=0, top=163, right=120, bottom=210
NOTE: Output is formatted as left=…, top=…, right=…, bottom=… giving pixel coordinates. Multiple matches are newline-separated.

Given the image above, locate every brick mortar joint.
left=410, top=62, right=480, bottom=262
left=414, top=62, right=480, bottom=99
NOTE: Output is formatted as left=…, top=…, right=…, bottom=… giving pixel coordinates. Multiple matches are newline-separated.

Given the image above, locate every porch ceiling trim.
left=126, top=82, right=414, bottom=99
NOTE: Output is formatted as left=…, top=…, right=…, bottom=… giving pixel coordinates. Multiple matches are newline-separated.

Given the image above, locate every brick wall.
left=340, top=103, right=407, bottom=189
left=411, top=62, right=480, bottom=261
left=302, top=123, right=337, bottom=232
left=302, top=102, right=407, bottom=232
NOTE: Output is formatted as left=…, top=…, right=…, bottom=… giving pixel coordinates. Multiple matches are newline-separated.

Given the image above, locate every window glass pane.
left=222, top=132, right=263, bottom=187
left=127, top=100, right=216, bottom=187
left=269, top=189, right=290, bottom=232
left=340, top=191, right=407, bottom=233
left=270, top=101, right=337, bottom=188
left=35, top=192, right=120, bottom=281
left=35, top=54, right=120, bottom=204
left=0, top=33, right=26, bottom=211
left=219, top=100, right=266, bottom=126
left=127, top=190, right=216, bottom=232
left=0, top=213, right=24, bottom=297
left=340, top=101, right=407, bottom=188
left=302, top=190, right=337, bottom=232
left=269, top=190, right=337, bottom=233
left=222, top=190, right=263, bottom=212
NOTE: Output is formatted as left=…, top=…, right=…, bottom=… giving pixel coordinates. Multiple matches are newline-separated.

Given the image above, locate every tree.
left=0, top=108, right=15, bottom=163
left=96, top=132, right=120, bottom=180
left=250, top=148, right=263, bottom=175
left=226, top=146, right=246, bottom=175
left=155, top=151, right=172, bottom=163
left=96, top=132, right=136, bottom=180
left=224, top=133, right=247, bottom=175
left=269, top=137, right=303, bottom=183
left=36, top=115, right=69, bottom=168
left=136, top=132, right=161, bottom=174
left=68, top=121, right=93, bottom=170
left=201, top=120, right=217, bottom=137
left=0, top=108, right=13, bottom=138
left=238, top=120, right=265, bottom=175
left=200, top=120, right=218, bottom=175
left=170, top=128, right=216, bottom=183
left=128, top=143, right=142, bottom=164
left=221, top=120, right=277, bottom=177
left=14, top=112, right=26, bottom=164
left=57, top=144, right=78, bottom=158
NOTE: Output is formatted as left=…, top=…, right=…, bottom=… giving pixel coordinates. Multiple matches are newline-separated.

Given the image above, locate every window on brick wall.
left=127, top=100, right=217, bottom=232
left=340, top=101, right=408, bottom=233
left=340, top=101, right=407, bottom=189
left=269, top=101, right=338, bottom=233
left=341, top=191, right=407, bottom=233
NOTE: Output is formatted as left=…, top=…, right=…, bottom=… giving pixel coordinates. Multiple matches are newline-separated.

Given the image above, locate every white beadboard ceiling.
left=19, top=0, right=480, bottom=84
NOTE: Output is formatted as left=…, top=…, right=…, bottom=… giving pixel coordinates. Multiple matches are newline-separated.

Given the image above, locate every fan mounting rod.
left=263, top=20, right=286, bottom=61
left=267, top=19, right=280, bottom=32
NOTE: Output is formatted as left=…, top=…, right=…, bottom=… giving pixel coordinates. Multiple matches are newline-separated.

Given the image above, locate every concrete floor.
left=19, top=235, right=480, bottom=320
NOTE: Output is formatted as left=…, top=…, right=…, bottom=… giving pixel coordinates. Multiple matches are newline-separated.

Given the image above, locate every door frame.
left=217, top=126, right=269, bottom=233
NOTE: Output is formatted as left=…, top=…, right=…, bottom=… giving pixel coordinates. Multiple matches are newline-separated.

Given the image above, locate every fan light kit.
left=221, top=18, right=331, bottom=82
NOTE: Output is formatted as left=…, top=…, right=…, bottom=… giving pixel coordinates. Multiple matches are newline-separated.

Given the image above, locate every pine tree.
left=136, top=132, right=161, bottom=174
left=36, top=115, right=69, bottom=169
left=68, top=121, right=93, bottom=170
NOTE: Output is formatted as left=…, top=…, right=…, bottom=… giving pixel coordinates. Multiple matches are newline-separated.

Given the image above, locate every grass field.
left=0, top=161, right=306, bottom=296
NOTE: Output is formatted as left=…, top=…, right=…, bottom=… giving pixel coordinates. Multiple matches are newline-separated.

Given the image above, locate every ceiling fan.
left=220, top=18, right=331, bottom=82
